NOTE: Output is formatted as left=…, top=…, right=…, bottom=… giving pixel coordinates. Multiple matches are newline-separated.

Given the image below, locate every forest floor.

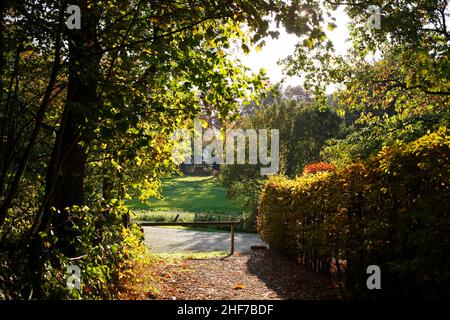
left=152, top=250, right=339, bottom=300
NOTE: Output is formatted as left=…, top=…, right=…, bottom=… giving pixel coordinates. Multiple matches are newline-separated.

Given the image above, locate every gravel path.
left=143, top=226, right=267, bottom=253
left=156, top=250, right=338, bottom=300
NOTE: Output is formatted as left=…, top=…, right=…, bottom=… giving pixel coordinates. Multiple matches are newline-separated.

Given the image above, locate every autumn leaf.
left=233, top=283, right=245, bottom=290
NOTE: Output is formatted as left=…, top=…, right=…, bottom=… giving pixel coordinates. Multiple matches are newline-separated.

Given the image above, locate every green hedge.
left=258, top=128, right=450, bottom=299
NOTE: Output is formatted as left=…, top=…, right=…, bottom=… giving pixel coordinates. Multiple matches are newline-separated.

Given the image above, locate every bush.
left=0, top=201, right=148, bottom=299
left=227, top=179, right=263, bottom=232
left=303, top=161, right=336, bottom=175
left=258, top=128, right=450, bottom=299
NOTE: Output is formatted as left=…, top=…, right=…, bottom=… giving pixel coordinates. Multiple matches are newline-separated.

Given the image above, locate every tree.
left=283, top=0, right=449, bottom=162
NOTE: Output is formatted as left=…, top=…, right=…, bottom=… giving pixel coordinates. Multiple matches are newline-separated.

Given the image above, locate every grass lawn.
left=159, top=225, right=231, bottom=233
left=127, top=176, right=242, bottom=221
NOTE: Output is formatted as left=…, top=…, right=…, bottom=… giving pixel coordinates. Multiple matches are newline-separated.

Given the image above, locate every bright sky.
left=238, top=8, right=351, bottom=91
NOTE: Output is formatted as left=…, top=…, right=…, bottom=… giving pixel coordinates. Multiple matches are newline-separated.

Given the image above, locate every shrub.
left=303, top=161, right=336, bottom=175
left=227, top=179, right=263, bottom=231
left=0, top=201, right=148, bottom=299
left=258, top=128, right=450, bottom=299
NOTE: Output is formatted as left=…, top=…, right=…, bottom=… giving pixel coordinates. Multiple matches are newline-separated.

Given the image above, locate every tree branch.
left=90, top=15, right=214, bottom=58
left=0, top=7, right=64, bottom=227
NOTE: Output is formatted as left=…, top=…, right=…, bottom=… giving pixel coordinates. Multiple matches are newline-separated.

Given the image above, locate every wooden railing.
left=138, top=221, right=241, bottom=254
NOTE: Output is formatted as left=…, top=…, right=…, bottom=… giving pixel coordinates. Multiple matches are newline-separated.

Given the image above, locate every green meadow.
left=127, top=176, right=242, bottom=222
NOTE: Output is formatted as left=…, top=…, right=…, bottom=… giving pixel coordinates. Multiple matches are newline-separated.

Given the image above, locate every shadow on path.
left=245, top=250, right=338, bottom=299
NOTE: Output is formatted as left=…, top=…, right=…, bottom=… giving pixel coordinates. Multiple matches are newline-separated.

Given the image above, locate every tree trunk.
left=45, top=5, right=100, bottom=255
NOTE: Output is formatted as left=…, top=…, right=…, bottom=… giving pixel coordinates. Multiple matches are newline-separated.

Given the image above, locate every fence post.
left=230, top=224, right=235, bottom=255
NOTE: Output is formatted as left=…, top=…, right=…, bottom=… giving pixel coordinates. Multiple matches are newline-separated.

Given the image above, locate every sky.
left=238, top=8, right=351, bottom=91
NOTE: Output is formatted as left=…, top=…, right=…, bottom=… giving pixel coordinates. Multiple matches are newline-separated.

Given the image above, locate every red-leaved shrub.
left=303, top=161, right=335, bottom=175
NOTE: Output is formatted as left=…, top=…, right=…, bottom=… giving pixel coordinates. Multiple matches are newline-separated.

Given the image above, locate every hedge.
left=257, top=128, right=450, bottom=299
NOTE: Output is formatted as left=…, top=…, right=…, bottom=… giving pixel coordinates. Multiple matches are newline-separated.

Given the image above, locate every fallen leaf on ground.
left=233, top=283, right=245, bottom=290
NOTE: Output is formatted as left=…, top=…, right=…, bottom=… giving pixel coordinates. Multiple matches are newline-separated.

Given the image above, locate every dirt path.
left=155, top=250, right=338, bottom=300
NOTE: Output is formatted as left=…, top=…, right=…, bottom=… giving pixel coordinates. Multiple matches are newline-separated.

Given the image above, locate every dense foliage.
left=258, top=128, right=450, bottom=298
left=285, top=0, right=449, bottom=164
